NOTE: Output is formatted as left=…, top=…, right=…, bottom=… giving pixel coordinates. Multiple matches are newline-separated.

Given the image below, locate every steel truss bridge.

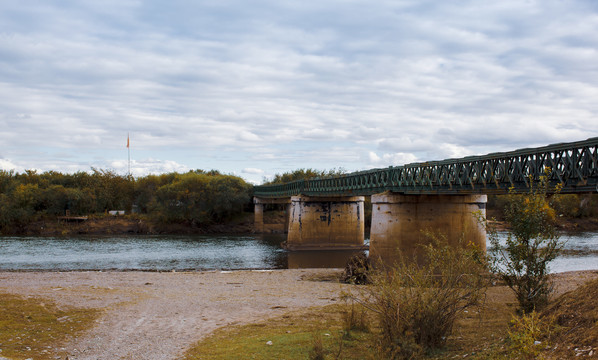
left=254, top=137, right=598, bottom=198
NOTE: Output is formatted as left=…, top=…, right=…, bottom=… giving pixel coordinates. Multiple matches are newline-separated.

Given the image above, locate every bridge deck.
left=254, top=137, right=598, bottom=197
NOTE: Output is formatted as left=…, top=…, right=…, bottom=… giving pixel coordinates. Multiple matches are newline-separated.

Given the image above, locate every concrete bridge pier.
left=253, top=197, right=292, bottom=233
left=285, top=195, right=365, bottom=250
left=369, top=193, right=487, bottom=265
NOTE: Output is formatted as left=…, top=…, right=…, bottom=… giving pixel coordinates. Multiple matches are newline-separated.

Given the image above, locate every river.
left=0, top=232, right=596, bottom=272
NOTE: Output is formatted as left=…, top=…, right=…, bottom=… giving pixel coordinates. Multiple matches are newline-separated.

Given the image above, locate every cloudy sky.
left=1, top=1, right=597, bottom=183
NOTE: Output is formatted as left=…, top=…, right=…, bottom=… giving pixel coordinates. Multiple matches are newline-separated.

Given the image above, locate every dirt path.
left=0, top=269, right=347, bottom=360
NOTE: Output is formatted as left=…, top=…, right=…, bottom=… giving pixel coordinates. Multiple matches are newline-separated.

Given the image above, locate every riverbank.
left=1, top=269, right=596, bottom=360
left=15, top=213, right=257, bottom=236
left=0, top=269, right=347, bottom=359
left=486, top=208, right=598, bottom=232
left=12, top=211, right=598, bottom=237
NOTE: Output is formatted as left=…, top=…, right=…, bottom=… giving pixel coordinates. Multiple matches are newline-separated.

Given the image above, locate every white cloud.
left=242, top=168, right=264, bottom=174
left=0, top=0, right=597, bottom=181
left=124, top=159, right=190, bottom=176
left=368, top=151, right=418, bottom=167
left=0, top=158, right=22, bottom=172
left=237, top=131, right=261, bottom=142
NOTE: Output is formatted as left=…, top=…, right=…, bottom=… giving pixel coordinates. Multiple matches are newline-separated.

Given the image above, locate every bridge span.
left=253, top=137, right=598, bottom=264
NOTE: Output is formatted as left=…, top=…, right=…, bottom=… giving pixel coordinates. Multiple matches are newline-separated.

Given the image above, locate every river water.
left=0, top=232, right=596, bottom=272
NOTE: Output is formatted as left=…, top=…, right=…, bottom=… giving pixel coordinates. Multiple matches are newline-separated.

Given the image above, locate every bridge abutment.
left=369, top=193, right=487, bottom=265
left=286, top=195, right=365, bottom=250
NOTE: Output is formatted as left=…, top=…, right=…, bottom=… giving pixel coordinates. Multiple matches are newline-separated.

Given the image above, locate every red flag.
left=127, top=134, right=130, bottom=148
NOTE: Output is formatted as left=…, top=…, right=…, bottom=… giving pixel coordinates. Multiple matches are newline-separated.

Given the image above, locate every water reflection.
left=288, top=250, right=365, bottom=269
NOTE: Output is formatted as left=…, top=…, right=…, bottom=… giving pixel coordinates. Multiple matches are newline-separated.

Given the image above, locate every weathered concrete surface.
left=286, top=196, right=365, bottom=250
left=254, top=201, right=264, bottom=233
left=253, top=197, right=292, bottom=233
left=287, top=249, right=366, bottom=269
left=369, top=193, right=487, bottom=265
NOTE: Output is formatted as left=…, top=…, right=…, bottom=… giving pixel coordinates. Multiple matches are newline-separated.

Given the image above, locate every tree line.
left=0, top=167, right=345, bottom=234
left=0, top=169, right=253, bottom=233
left=1, top=167, right=595, bottom=234
left=262, top=168, right=346, bottom=185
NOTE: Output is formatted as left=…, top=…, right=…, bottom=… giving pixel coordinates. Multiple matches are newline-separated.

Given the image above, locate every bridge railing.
left=254, top=137, right=598, bottom=197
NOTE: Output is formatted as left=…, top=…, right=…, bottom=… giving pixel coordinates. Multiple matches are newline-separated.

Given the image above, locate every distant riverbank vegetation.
left=488, top=193, right=598, bottom=231
left=262, top=168, right=347, bottom=185
left=0, top=168, right=597, bottom=235
left=0, top=169, right=252, bottom=234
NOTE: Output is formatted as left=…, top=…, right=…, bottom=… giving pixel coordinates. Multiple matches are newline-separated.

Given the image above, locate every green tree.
left=0, top=183, right=43, bottom=232
left=486, top=170, right=563, bottom=313
left=40, top=184, right=70, bottom=215
left=134, top=173, right=176, bottom=213
left=67, top=187, right=96, bottom=215
left=152, top=172, right=252, bottom=225
left=0, top=169, right=15, bottom=194
left=204, top=174, right=252, bottom=221
left=264, top=168, right=346, bottom=185
left=88, top=169, right=133, bottom=212
left=0, top=168, right=252, bottom=232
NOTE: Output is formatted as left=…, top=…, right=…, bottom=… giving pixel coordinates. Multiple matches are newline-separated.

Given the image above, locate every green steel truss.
left=254, top=137, right=598, bottom=198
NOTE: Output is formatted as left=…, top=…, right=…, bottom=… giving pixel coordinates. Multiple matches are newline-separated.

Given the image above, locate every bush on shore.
left=485, top=170, right=563, bottom=313
left=352, top=235, right=488, bottom=359
left=0, top=169, right=253, bottom=234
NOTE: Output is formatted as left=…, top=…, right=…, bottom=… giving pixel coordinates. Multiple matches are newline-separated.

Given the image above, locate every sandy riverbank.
left=1, top=269, right=597, bottom=360
left=0, top=269, right=348, bottom=360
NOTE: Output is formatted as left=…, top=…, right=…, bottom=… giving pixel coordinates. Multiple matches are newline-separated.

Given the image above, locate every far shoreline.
left=3, top=213, right=257, bottom=237
left=2, top=209, right=598, bottom=237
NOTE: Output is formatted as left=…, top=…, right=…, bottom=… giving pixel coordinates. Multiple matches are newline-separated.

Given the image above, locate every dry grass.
left=183, top=304, right=375, bottom=360
left=436, top=285, right=518, bottom=358
left=0, top=292, right=100, bottom=360
left=444, top=275, right=598, bottom=359
left=183, top=283, right=521, bottom=360
left=184, top=273, right=598, bottom=359
left=539, top=277, right=598, bottom=359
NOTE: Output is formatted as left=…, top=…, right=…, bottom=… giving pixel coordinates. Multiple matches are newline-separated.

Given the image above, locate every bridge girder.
left=254, top=137, right=598, bottom=197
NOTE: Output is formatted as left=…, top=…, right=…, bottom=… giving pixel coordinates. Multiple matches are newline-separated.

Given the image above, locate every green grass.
left=0, top=292, right=100, bottom=360
left=183, top=304, right=378, bottom=360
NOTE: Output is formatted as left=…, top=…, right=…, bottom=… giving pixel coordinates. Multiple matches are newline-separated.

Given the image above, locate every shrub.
left=341, top=298, right=370, bottom=335
left=551, top=193, right=598, bottom=218
left=486, top=170, right=563, bottom=313
left=507, top=311, right=553, bottom=360
left=308, top=332, right=327, bottom=360
left=550, top=194, right=581, bottom=218
left=357, top=235, right=487, bottom=359
left=342, top=252, right=371, bottom=285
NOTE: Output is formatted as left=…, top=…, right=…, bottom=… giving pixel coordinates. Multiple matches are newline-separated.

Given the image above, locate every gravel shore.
left=0, top=269, right=348, bottom=360
left=1, top=269, right=597, bottom=360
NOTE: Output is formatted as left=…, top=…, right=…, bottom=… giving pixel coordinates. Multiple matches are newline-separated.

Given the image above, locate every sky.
left=1, top=1, right=598, bottom=184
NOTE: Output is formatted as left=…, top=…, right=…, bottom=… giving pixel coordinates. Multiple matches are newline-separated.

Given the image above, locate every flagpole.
left=127, top=133, right=131, bottom=177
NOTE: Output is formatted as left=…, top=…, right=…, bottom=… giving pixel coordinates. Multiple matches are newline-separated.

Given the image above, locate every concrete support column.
left=284, top=203, right=292, bottom=233
left=253, top=202, right=264, bottom=233
left=286, top=195, right=365, bottom=250
left=253, top=197, right=292, bottom=233
left=369, top=193, right=487, bottom=265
